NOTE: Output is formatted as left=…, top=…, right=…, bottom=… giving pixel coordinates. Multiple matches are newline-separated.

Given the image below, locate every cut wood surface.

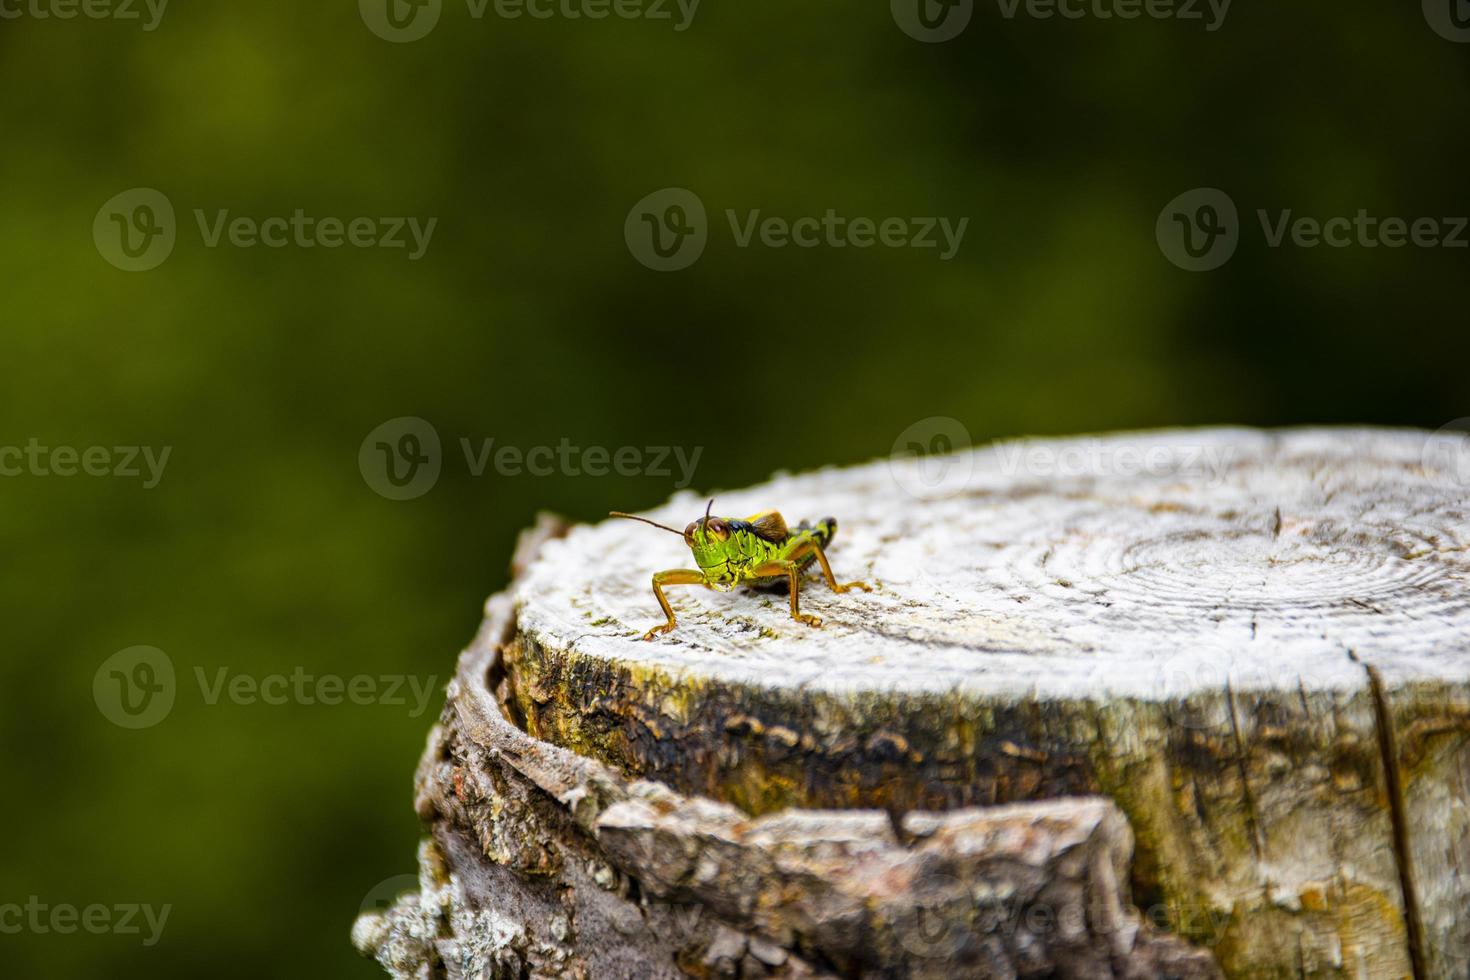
left=358, top=427, right=1470, bottom=979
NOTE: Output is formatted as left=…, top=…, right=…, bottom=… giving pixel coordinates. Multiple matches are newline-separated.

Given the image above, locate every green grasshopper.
left=610, top=500, right=872, bottom=640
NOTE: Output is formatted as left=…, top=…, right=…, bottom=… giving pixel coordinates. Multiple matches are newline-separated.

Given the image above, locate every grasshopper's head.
left=610, top=500, right=739, bottom=591
left=682, top=500, right=739, bottom=590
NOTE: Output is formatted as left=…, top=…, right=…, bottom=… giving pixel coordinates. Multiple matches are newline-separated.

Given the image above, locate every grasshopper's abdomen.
left=741, top=516, right=837, bottom=591
left=789, top=516, right=836, bottom=568
left=801, top=516, right=837, bottom=550
left=700, top=514, right=841, bottom=591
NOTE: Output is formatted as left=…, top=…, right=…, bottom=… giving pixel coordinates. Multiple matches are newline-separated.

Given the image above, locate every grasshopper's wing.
left=744, top=510, right=790, bottom=543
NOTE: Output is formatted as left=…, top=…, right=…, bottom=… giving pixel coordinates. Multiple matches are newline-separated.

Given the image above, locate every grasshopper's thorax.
left=685, top=516, right=768, bottom=591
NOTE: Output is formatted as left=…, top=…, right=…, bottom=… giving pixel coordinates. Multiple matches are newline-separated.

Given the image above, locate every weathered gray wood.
left=355, top=584, right=1221, bottom=979
left=500, top=428, right=1469, bottom=978
left=358, top=427, right=1470, bottom=979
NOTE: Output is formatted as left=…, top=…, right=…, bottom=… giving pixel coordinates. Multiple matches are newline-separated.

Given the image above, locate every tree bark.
left=355, top=427, right=1470, bottom=979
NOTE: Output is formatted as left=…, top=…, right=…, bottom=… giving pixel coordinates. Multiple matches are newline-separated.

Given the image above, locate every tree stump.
left=354, top=427, right=1470, bottom=979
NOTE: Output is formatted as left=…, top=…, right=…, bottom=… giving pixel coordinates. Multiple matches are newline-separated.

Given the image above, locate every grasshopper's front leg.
left=749, top=561, right=823, bottom=628
left=642, top=568, right=708, bottom=641
left=792, top=539, right=872, bottom=594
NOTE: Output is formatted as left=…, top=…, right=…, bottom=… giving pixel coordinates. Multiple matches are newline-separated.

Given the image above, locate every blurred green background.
left=1, top=0, right=1466, bottom=975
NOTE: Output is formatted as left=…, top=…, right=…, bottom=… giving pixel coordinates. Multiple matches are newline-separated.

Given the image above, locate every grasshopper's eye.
left=706, top=519, right=729, bottom=541
left=683, top=522, right=697, bottom=543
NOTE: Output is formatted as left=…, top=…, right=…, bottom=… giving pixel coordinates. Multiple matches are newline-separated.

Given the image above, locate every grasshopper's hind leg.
left=795, top=540, right=871, bottom=594
left=750, top=561, right=823, bottom=628
left=642, top=568, right=707, bottom=641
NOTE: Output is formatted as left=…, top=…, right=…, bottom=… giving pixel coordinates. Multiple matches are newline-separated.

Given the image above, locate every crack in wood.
left=1224, top=680, right=1267, bottom=864
left=1365, top=661, right=1428, bottom=980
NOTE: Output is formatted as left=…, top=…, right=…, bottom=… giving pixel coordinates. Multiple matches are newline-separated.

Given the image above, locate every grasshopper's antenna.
left=609, top=512, right=684, bottom=536
left=704, top=498, right=715, bottom=524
